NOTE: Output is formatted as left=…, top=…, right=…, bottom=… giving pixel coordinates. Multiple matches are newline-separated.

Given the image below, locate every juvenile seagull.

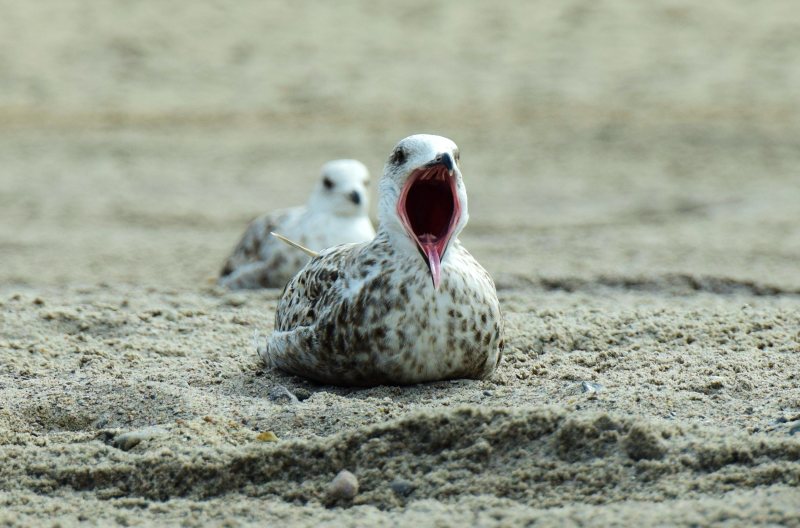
left=219, top=159, right=375, bottom=289
left=261, top=134, right=503, bottom=386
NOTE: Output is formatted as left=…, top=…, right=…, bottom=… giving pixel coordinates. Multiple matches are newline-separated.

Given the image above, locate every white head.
left=378, top=134, right=469, bottom=289
left=307, top=159, right=370, bottom=216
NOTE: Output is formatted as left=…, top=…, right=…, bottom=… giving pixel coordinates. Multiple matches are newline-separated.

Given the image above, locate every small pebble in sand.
left=293, top=388, right=312, bottom=401
left=223, top=294, right=247, bottom=307
left=113, top=426, right=168, bottom=451
left=268, top=385, right=300, bottom=404
left=328, top=470, right=359, bottom=501
left=389, top=479, right=415, bottom=497
left=581, top=381, right=603, bottom=393
left=256, top=431, right=278, bottom=442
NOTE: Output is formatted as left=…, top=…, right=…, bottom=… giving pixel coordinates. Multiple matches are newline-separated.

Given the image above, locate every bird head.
left=378, top=134, right=468, bottom=289
left=308, top=159, right=370, bottom=216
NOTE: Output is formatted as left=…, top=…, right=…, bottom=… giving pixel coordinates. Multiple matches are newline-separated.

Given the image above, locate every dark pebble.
left=293, top=388, right=312, bottom=401
left=390, top=479, right=416, bottom=497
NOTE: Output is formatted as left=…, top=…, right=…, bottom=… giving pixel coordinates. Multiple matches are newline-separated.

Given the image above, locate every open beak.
left=396, top=152, right=461, bottom=289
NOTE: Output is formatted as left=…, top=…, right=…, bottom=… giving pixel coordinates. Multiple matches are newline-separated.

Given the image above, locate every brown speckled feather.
left=266, top=232, right=503, bottom=385
left=221, top=210, right=291, bottom=277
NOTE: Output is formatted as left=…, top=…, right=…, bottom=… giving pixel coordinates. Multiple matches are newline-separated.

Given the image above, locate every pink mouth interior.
left=397, top=164, right=460, bottom=287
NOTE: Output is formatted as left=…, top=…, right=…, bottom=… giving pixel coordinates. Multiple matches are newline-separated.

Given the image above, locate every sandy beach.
left=1, top=1, right=799, bottom=526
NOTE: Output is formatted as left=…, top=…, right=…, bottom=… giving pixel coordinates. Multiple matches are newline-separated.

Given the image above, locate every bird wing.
left=274, top=243, right=360, bottom=331
left=220, top=208, right=298, bottom=277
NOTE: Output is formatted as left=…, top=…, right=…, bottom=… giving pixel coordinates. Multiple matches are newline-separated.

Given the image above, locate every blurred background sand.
left=3, top=0, right=800, bottom=288
left=1, top=1, right=799, bottom=526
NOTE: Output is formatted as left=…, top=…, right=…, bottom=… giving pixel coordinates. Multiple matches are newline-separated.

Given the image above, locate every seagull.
left=260, top=134, right=504, bottom=386
left=219, top=159, right=375, bottom=289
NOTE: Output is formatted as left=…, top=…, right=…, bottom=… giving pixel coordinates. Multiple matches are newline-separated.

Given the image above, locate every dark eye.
left=390, top=147, right=406, bottom=166
left=323, top=177, right=334, bottom=190
left=453, top=149, right=460, bottom=163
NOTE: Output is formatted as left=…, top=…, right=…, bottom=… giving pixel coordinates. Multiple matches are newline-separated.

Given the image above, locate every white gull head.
left=307, top=159, right=371, bottom=217
left=378, top=134, right=469, bottom=289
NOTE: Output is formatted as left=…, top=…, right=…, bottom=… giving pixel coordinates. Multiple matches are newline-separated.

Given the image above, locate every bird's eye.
left=323, top=177, right=334, bottom=190
left=453, top=149, right=460, bottom=163
left=390, top=147, right=406, bottom=166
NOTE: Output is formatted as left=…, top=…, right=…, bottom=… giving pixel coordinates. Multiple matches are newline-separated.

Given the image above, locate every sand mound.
left=2, top=285, right=799, bottom=525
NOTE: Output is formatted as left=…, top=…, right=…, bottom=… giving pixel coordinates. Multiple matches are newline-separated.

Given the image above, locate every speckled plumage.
left=261, top=135, right=504, bottom=386
left=219, top=159, right=375, bottom=289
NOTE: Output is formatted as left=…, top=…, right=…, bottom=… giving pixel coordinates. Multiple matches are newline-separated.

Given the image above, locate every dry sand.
left=1, top=1, right=800, bottom=526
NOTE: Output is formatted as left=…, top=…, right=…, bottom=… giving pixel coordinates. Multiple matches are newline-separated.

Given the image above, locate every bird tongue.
left=397, top=163, right=461, bottom=291
left=418, top=233, right=442, bottom=289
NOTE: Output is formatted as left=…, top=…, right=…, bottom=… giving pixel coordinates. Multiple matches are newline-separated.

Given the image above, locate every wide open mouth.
left=397, top=162, right=461, bottom=288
